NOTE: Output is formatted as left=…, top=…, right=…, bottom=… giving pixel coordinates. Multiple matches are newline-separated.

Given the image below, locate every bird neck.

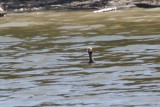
left=88, top=51, right=94, bottom=63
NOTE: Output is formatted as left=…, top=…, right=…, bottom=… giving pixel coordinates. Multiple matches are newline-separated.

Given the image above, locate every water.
left=0, top=8, right=160, bottom=107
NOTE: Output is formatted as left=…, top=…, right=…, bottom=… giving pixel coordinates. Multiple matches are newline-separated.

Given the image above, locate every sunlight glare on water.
left=0, top=8, right=160, bottom=107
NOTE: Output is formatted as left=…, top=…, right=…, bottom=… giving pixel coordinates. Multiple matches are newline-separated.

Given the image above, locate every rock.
left=0, top=6, right=6, bottom=17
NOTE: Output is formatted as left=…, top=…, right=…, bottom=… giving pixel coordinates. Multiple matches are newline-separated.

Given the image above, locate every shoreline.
left=0, top=0, right=160, bottom=13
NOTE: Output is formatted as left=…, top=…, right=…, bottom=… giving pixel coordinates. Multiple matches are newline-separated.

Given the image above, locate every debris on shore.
left=0, top=6, right=6, bottom=17
left=0, top=0, right=160, bottom=13
left=135, top=3, right=160, bottom=8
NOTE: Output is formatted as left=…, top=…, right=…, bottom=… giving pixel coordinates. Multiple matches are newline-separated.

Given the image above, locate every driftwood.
left=135, top=3, right=160, bottom=8
left=93, top=5, right=135, bottom=13
left=93, top=7, right=117, bottom=13
left=93, top=3, right=160, bottom=13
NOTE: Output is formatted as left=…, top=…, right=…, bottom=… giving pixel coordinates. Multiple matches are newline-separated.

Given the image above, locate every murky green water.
left=0, top=8, right=160, bottom=107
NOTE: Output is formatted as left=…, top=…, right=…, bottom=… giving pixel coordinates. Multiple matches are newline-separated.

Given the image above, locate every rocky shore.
left=0, top=0, right=160, bottom=13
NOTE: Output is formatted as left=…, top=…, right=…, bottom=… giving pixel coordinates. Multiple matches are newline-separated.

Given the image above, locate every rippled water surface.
left=0, top=8, right=160, bottom=107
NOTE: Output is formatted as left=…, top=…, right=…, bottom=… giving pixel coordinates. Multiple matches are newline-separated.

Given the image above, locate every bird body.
left=87, top=47, right=94, bottom=63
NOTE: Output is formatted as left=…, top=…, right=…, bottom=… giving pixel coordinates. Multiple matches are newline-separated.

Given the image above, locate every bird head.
left=87, top=47, right=92, bottom=52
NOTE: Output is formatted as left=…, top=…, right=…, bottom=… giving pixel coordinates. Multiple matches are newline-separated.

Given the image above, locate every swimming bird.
left=87, top=47, right=95, bottom=63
